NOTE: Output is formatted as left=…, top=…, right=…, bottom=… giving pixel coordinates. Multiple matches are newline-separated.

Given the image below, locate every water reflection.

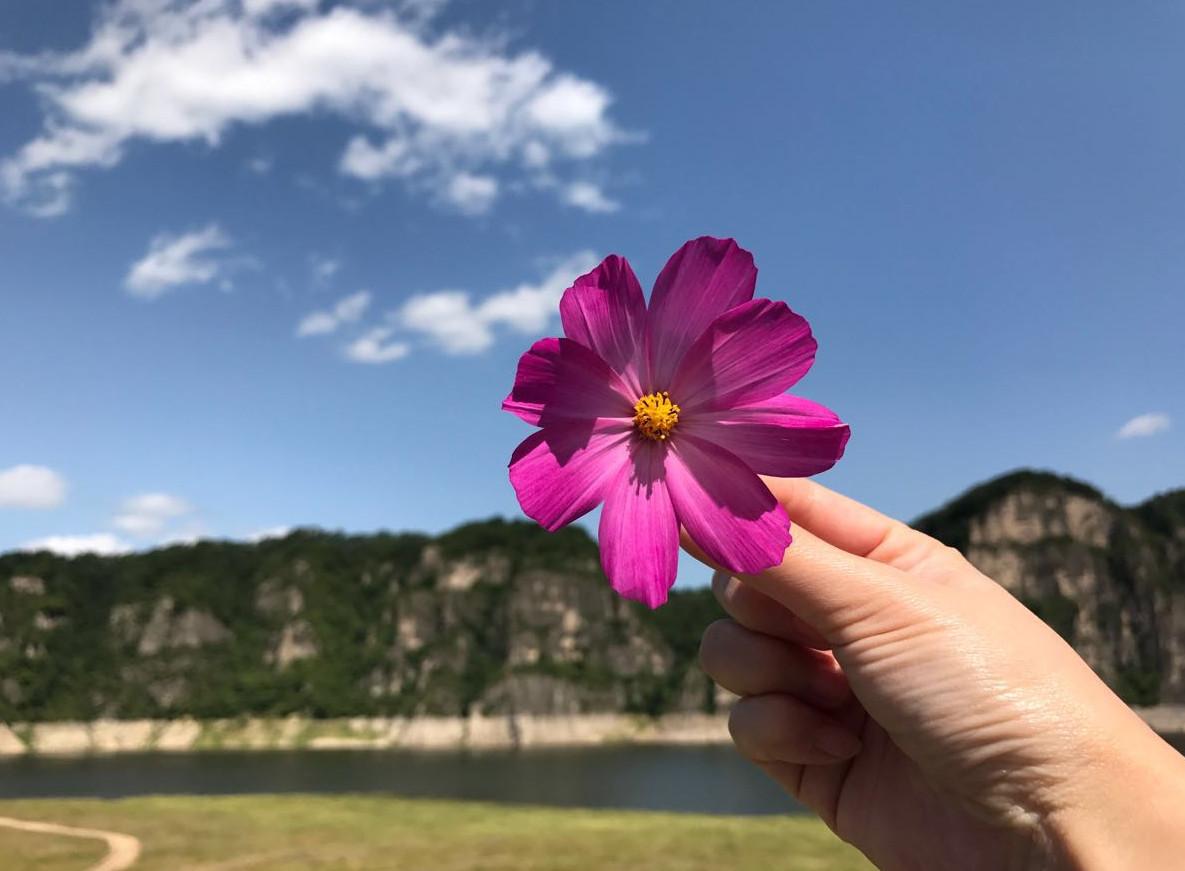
left=2, top=736, right=1179, bottom=816
left=0, top=745, right=802, bottom=816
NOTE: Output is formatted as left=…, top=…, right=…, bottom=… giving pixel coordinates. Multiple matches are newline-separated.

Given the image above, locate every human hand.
left=694, top=477, right=1185, bottom=870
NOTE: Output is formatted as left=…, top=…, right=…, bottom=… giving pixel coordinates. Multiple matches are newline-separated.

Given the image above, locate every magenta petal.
left=502, top=337, right=636, bottom=426
left=508, top=421, right=632, bottom=531
left=682, top=394, right=851, bottom=477
left=647, top=237, right=757, bottom=387
left=598, top=440, right=679, bottom=608
left=560, top=255, right=648, bottom=395
left=670, top=299, right=816, bottom=412
left=666, top=434, right=791, bottom=574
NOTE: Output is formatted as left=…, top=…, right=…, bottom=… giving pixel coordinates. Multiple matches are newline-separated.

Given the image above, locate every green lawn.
left=0, top=794, right=873, bottom=870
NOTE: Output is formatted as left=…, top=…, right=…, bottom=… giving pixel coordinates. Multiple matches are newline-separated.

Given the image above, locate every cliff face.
left=916, top=472, right=1185, bottom=704
left=0, top=520, right=719, bottom=722
left=2, top=471, right=1182, bottom=722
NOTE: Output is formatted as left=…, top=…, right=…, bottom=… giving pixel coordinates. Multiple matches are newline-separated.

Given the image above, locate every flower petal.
left=508, top=421, right=632, bottom=531
left=666, top=434, right=791, bottom=573
left=670, top=298, right=816, bottom=412
left=560, top=255, right=648, bottom=395
left=647, top=237, right=757, bottom=387
left=598, top=439, right=679, bottom=609
left=681, top=394, right=851, bottom=477
left=502, top=337, right=636, bottom=426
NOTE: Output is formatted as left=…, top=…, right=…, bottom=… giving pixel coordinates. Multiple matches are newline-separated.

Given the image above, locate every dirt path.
left=0, top=815, right=141, bottom=870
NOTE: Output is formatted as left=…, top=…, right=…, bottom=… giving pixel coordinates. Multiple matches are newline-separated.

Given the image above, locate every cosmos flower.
left=503, top=237, right=849, bottom=608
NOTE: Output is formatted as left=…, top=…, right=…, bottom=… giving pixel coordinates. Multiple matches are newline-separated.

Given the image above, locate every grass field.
left=0, top=794, right=873, bottom=870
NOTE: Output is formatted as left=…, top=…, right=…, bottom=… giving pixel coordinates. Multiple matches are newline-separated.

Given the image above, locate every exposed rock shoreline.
left=0, top=708, right=1181, bottom=757
left=0, top=713, right=731, bottom=756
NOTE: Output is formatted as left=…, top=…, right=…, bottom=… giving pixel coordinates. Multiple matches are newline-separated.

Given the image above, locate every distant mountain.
left=1, top=470, right=1182, bottom=722
left=0, top=521, right=723, bottom=722
left=916, top=471, right=1185, bottom=704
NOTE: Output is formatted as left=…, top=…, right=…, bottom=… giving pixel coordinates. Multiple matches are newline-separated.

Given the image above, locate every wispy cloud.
left=112, top=492, right=193, bottom=537
left=124, top=224, right=232, bottom=299
left=310, top=254, right=341, bottom=285
left=345, top=326, right=411, bottom=364
left=246, top=525, right=293, bottom=542
left=243, top=0, right=320, bottom=17
left=21, top=533, right=130, bottom=557
left=398, top=251, right=598, bottom=355
left=1, top=0, right=627, bottom=216
left=0, top=464, right=67, bottom=509
left=296, top=251, right=599, bottom=364
left=297, top=290, right=372, bottom=337
left=440, top=172, right=500, bottom=215
left=246, top=155, right=274, bottom=175
left=560, top=181, right=619, bottom=214
left=15, top=487, right=276, bottom=556
left=1116, top=412, right=1171, bottom=440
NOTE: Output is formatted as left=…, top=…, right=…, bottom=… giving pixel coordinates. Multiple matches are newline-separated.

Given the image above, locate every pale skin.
left=690, top=477, right=1185, bottom=871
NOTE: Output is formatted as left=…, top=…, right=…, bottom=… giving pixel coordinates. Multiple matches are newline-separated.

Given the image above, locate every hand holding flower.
left=696, top=476, right=1185, bottom=870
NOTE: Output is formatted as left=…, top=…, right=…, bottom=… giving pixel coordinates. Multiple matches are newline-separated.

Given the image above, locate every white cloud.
left=1117, top=412, right=1171, bottom=440
left=338, top=135, right=416, bottom=181
left=246, top=155, right=274, bottom=174
left=243, top=0, right=320, bottom=17
left=521, top=140, right=550, bottom=169
left=0, top=465, right=67, bottom=509
left=158, top=531, right=204, bottom=548
left=523, top=77, right=613, bottom=154
left=2, top=0, right=626, bottom=215
left=297, top=290, right=372, bottom=336
left=441, top=172, right=498, bottom=215
left=335, top=290, right=371, bottom=321
left=399, top=250, right=597, bottom=354
left=246, top=525, right=292, bottom=542
left=400, top=291, right=489, bottom=354
left=14, top=171, right=75, bottom=218
left=296, top=311, right=339, bottom=336
left=113, top=492, right=192, bottom=537
left=124, top=224, right=231, bottom=299
left=345, top=326, right=411, bottom=363
left=310, top=254, right=341, bottom=284
left=21, top=533, right=130, bottom=557
left=561, top=181, right=618, bottom=214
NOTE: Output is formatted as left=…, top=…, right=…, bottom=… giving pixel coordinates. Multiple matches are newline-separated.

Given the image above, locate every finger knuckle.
left=697, top=619, right=737, bottom=676
left=942, top=544, right=968, bottom=565
left=727, top=701, right=761, bottom=758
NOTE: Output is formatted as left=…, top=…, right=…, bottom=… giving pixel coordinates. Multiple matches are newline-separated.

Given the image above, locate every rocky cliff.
left=1, top=470, right=1182, bottom=722
left=0, top=520, right=722, bottom=722
left=916, top=471, right=1185, bottom=704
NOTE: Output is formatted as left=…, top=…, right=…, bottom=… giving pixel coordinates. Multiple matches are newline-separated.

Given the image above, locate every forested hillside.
left=0, top=520, right=721, bottom=722
left=2, top=469, right=1183, bottom=722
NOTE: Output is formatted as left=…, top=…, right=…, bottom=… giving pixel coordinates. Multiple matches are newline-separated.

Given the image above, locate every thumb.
left=681, top=525, right=939, bottom=647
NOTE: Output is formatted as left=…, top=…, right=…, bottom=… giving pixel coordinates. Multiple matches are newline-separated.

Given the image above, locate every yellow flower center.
left=633, top=391, right=680, bottom=441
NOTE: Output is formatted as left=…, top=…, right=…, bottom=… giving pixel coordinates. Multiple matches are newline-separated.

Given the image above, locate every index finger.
left=762, top=477, right=945, bottom=574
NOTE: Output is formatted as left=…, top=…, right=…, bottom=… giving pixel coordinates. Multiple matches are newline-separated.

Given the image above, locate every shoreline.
left=1, top=706, right=1181, bottom=757
left=0, top=712, right=733, bottom=756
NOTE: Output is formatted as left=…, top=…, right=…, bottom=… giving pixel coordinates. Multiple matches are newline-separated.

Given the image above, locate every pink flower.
left=503, top=237, right=850, bottom=608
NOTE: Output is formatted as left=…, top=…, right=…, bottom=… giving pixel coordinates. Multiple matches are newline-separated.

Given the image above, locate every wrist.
left=1043, top=725, right=1185, bottom=870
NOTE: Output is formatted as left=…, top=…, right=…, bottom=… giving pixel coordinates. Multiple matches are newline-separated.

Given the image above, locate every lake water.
left=2, top=736, right=1179, bottom=816
left=0, top=745, right=802, bottom=815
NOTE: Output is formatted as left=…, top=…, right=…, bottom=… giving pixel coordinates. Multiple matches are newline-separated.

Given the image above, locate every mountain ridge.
left=1, top=469, right=1182, bottom=721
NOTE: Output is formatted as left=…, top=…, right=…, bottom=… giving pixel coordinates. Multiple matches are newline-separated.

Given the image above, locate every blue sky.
left=1, top=1, right=1181, bottom=587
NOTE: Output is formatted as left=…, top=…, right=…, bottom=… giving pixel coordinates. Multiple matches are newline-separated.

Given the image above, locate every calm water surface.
left=2, top=737, right=1179, bottom=815
left=0, top=745, right=802, bottom=815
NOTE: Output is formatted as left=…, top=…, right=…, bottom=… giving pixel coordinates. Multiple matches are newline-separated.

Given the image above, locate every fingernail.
left=813, top=726, right=862, bottom=760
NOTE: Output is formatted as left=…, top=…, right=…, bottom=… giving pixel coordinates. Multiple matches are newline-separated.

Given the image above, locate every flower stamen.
left=634, top=391, right=680, bottom=441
